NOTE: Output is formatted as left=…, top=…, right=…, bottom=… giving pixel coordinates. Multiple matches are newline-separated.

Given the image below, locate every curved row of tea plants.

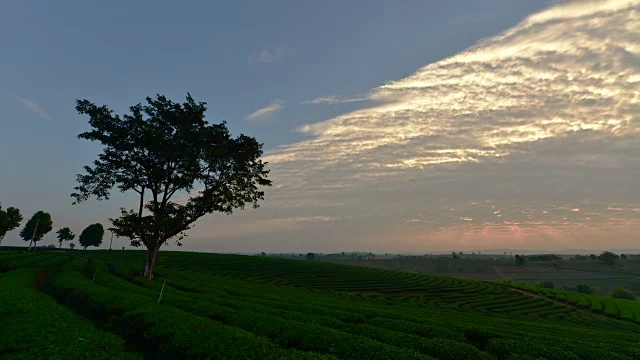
left=3, top=250, right=640, bottom=359
left=159, top=252, right=640, bottom=326
left=510, top=283, right=640, bottom=321
left=0, top=268, right=140, bottom=359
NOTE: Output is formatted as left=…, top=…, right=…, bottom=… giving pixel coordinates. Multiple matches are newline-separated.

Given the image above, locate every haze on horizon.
left=1, top=0, right=638, bottom=253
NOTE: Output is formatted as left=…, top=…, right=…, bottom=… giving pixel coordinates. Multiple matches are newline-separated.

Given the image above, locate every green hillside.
left=2, top=250, right=640, bottom=359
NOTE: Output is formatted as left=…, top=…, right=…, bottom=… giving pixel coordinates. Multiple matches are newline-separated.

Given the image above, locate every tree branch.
left=138, top=187, right=145, bottom=219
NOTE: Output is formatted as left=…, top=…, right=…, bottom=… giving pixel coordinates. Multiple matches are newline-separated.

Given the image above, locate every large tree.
left=71, top=94, right=271, bottom=279
left=0, top=204, right=23, bottom=245
left=56, top=227, right=76, bottom=250
left=19, top=211, right=53, bottom=250
left=78, top=223, right=104, bottom=250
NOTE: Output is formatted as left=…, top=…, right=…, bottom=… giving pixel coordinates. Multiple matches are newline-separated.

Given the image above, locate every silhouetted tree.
left=0, top=204, right=22, bottom=244
left=515, top=255, right=525, bottom=266
left=306, top=252, right=315, bottom=260
left=56, top=227, right=75, bottom=250
left=452, top=252, right=458, bottom=260
left=19, top=211, right=53, bottom=250
left=78, top=223, right=104, bottom=250
left=599, top=251, right=619, bottom=267
left=69, top=243, right=76, bottom=250
left=589, top=254, right=597, bottom=260
left=71, top=94, right=271, bottom=279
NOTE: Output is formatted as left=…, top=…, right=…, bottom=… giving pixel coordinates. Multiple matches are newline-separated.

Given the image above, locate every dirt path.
left=510, top=287, right=585, bottom=312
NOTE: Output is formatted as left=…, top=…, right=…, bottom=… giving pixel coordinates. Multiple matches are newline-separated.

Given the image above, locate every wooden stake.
left=157, top=279, right=167, bottom=304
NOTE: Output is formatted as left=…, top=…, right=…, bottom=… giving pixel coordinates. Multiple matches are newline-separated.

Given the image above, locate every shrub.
left=535, top=280, right=555, bottom=289
left=611, top=286, right=635, bottom=300
left=576, top=283, right=595, bottom=294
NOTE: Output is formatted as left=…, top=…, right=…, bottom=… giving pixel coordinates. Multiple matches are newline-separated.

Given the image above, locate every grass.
left=2, top=249, right=640, bottom=359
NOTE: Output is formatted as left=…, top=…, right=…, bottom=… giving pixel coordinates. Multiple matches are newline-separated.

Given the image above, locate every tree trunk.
left=143, top=244, right=161, bottom=280
left=59, top=242, right=62, bottom=251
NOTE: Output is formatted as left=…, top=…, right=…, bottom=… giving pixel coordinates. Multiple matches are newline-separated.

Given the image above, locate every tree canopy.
left=19, top=211, right=53, bottom=250
left=71, top=94, right=271, bottom=278
left=0, top=204, right=23, bottom=244
left=56, top=227, right=76, bottom=249
left=78, top=223, right=104, bottom=250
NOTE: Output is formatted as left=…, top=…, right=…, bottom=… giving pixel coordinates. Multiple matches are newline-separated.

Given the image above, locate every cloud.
left=245, top=99, right=284, bottom=121
left=193, top=0, right=640, bottom=252
left=16, top=96, right=51, bottom=119
left=302, top=96, right=369, bottom=105
left=248, top=47, right=286, bottom=64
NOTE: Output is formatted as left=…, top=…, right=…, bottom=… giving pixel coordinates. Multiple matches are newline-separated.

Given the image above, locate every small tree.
left=0, top=204, right=22, bottom=245
left=71, top=94, right=271, bottom=279
left=611, top=286, right=635, bottom=300
left=599, top=251, right=619, bottom=267
left=515, top=255, right=525, bottom=266
left=452, top=252, right=458, bottom=260
left=589, top=254, right=597, bottom=260
left=56, top=227, right=76, bottom=250
left=576, top=283, right=595, bottom=294
left=69, top=243, right=76, bottom=250
left=19, top=211, right=53, bottom=250
left=306, top=252, right=315, bottom=260
left=79, top=223, right=104, bottom=250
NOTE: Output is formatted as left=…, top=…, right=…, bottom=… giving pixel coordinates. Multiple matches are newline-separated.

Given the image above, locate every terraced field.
left=511, top=283, right=640, bottom=322
left=2, top=250, right=640, bottom=359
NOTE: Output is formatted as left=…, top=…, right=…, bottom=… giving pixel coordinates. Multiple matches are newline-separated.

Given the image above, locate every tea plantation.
left=2, top=250, right=640, bottom=359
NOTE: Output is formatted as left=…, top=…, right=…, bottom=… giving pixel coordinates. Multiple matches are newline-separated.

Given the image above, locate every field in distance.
left=321, top=253, right=640, bottom=297
left=1, top=250, right=640, bottom=359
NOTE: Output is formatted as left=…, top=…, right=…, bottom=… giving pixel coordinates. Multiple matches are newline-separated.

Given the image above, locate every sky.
left=0, top=0, right=638, bottom=253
